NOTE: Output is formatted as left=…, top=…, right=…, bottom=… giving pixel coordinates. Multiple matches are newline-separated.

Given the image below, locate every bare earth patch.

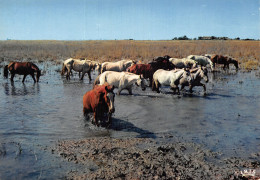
left=53, top=137, right=260, bottom=179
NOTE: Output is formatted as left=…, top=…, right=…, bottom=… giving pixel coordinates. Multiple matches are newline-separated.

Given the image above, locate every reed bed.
left=0, top=40, right=259, bottom=69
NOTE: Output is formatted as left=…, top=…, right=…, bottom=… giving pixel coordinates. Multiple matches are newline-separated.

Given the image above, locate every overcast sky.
left=0, top=0, right=259, bottom=40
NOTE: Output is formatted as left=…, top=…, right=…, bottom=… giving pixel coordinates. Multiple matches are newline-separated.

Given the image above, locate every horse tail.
left=3, top=65, right=8, bottom=78
left=152, top=79, right=156, bottom=91
left=93, top=74, right=101, bottom=89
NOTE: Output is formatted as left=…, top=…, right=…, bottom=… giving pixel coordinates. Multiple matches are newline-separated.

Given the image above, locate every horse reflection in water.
left=4, top=62, right=41, bottom=83
left=3, top=82, right=40, bottom=96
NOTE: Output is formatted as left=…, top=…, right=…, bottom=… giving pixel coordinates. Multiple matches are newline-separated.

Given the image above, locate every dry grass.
left=0, top=40, right=259, bottom=68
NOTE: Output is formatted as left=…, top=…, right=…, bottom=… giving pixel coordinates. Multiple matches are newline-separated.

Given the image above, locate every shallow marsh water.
left=0, top=61, right=259, bottom=179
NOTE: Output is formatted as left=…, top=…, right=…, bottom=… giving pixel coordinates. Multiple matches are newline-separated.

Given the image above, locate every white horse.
left=93, top=71, right=149, bottom=95
left=101, top=60, right=136, bottom=74
left=187, top=55, right=214, bottom=70
left=61, top=58, right=99, bottom=81
left=169, top=58, right=198, bottom=69
left=152, top=69, right=192, bottom=94
left=179, top=67, right=209, bottom=95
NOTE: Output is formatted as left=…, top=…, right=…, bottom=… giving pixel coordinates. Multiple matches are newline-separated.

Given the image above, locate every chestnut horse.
left=83, top=83, right=115, bottom=127
left=128, top=57, right=175, bottom=87
left=211, top=55, right=239, bottom=70
left=4, top=62, right=41, bottom=83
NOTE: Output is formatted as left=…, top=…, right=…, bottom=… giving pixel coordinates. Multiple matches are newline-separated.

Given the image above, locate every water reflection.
left=3, top=82, right=40, bottom=96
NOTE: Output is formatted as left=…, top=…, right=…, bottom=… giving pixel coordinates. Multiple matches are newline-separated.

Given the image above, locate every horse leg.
left=87, top=71, right=92, bottom=81
left=154, top=80, right=160, bottom=93
left=80, top=72, right=86, bottom=80
left=22, top=74, right=28, bottom=83
left=127, top=86, right=133, bottom=95
left=66, top=69, right=71, bottom=80
left=107, top=113, right=112, bottom=127
left=30, top=73, right=36, bottom=83
left=180, top=84, right=185, bottom=91
left=189, top=84, right=193, bottom=93
left=198, top=82, right=206, bottom=95
left=223, top=63, right=227, bottom=70
left=10, top=73, right=15, bottom=82
left=117, top=88, right=123, bottom=95
left=176, top=86, right=180, bottom=95
left=93, top=111, right=100, bottom=127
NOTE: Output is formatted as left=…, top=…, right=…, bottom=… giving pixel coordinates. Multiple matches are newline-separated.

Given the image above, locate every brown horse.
left=128, top=57, right=175, bottom=86
left=83, top=83, right=115, bottom=127
left=211, top=55, right=238, bottom=70
left=4, top=62, right=41, bottom=83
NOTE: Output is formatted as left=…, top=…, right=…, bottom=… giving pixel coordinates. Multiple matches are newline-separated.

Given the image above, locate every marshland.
left=0, top=40, right=259, bottom=179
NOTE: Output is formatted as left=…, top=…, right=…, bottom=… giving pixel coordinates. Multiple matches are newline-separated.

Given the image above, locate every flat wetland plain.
left=0, top=40, right=259, bottom=179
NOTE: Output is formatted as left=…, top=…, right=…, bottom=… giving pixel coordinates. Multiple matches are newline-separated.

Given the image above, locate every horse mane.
left=8, top=62, right=15, bottom=69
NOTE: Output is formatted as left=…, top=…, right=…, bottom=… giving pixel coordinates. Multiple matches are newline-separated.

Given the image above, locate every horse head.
left=95, top=63, right=102, bottom=74
left=229, top=58, right=239, bottom=69
left=104, top=85, right=115, bottom=114
left=136, top=75, right=148, bottom=91
left=182, top=68, right=192, bottom=84
left=30, top=63, right=41, bottom=82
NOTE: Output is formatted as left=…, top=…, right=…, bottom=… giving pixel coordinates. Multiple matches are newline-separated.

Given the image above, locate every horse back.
left=211, top=55, right=226, bottom=64
left=128, top=64, right=153, bottom=79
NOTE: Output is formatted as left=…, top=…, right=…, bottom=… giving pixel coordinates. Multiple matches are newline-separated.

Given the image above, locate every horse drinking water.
left=211, top=55, right=239, bottom=70
left=4, top=62, right=41, bottom=83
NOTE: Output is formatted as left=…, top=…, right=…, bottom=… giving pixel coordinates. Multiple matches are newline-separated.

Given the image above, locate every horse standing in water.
left=179, top=67, right=209, bottom=95
left=211, top=55, right=239, bottom=70
left=83, top=83, right=115, bottom=127
left=152, top=69, right=192, bottom=94
left=100, top=59, right=136, bottom=74
left=4, top=62, right=41, bottom=83
left=128, top=57, right=175, bottom=87
left=94, top=71, right=148, bottom=95
left=187, top=55, right=214, bottom=71
left=61, top=58, right=99, bottom=81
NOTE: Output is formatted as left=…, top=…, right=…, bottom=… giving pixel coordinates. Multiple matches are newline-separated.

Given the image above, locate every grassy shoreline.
left=0, top=40, right=259, bottom=69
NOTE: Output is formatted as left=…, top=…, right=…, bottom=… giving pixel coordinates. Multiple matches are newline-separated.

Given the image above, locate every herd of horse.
left=3, top=54, right=239, bottom=127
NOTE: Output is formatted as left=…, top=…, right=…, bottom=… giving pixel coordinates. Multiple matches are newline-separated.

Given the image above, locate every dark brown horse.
left=83, top=83, right=115, bottom=127
left=4, top=62, right=41, bottom=83
left=211, top=55, right=238, bottom=70
left=128, top=56, right=175, bottom=86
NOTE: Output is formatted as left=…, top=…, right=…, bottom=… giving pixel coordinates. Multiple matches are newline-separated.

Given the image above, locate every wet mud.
left=0, top=61, right=259, bottom=179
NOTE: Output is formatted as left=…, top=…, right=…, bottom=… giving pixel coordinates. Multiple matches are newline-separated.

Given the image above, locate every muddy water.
left=0, top=62, right=259, bottom=179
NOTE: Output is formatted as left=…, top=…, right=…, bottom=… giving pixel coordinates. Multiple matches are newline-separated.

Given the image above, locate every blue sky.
left=0, top=0, right=259, bottom=40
